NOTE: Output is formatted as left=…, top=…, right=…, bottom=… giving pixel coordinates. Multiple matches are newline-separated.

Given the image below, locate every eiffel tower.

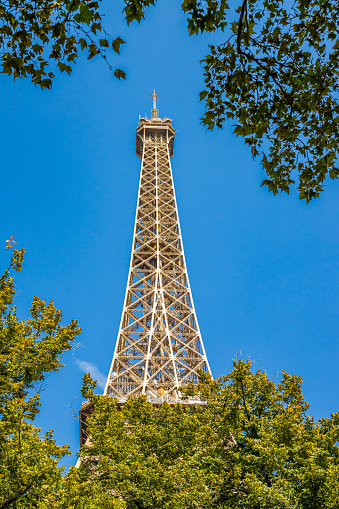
left=103, top=92, right=211, bottom=404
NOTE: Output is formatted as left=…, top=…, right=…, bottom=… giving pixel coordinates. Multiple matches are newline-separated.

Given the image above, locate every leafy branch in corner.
left=189, top=0, right=339, bottom=202
left=0, top=0, right=127, bottom=88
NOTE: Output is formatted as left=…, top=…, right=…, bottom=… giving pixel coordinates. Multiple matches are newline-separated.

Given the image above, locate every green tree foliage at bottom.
left=0, top=238, right=81, bottom=508
left=65, top=360, right=339, bottom=509
left=2, top=238, right=337, bottom=508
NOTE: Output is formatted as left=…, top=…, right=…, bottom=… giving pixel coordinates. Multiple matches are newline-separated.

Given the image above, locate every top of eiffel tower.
left=136, top=91, right=175, bottom=158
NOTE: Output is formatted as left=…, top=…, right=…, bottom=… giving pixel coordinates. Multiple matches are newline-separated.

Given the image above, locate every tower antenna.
left=151, top=89, right=158, bottom=118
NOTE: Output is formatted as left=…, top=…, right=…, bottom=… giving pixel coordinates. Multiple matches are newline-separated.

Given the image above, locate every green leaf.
left=57, top=61, right=72, bottom=75
left=114, top=68, right=126, bottom=80
left=79, top=38, right=87, bottom=50
left=112, top=36, right=125, bottom=54
left=99, top=38, right=109, bottom=48
left=74, top=6, right=94, bottom=23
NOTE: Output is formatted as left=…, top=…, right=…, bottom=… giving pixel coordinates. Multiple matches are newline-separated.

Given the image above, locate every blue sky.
left=1, top=0, right=338, bottom=468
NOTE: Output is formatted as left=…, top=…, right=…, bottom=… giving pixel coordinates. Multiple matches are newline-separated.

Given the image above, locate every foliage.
left=56, top=465, right=126, bottom=509
left=0, top=238, right=81, bottom=508
left=65, top=378, right=219, bottom=509
left=123, top=0, right=156, bottom=25
left=190, top=362, right=339, bottom=508
left=0, top=0, right=126, bottom=89
left=69, top=359, right=339, bottom=508
left=126, top=0, right=339, bottom=201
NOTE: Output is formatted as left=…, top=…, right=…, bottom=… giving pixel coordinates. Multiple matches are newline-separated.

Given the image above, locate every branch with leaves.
left=184, top=0, right=339, bottom=201
left=0, top=0, right=126, bottom=88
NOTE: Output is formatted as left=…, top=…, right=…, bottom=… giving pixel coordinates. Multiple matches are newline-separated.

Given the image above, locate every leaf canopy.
left=0, top=241, right=81, bottom=508
left=65, top=359, right=339, bottom=508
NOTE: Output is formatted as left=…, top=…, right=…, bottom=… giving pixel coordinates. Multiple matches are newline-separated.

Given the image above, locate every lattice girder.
left=104, top=111, right=211, bottom=403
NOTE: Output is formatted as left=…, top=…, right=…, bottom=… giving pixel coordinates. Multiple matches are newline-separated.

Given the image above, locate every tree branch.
left=0, top=476, right=38, bottom=509
left=239, top=378, right=251, bottom=422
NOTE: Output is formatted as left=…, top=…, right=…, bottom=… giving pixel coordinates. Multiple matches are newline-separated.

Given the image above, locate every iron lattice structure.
left=104, top=94, right=211, bottom=404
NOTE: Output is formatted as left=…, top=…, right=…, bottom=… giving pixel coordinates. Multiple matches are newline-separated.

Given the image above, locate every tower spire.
left=103, top=99, right=212, bottom=404
left=151, top=89, right=158, bottom=119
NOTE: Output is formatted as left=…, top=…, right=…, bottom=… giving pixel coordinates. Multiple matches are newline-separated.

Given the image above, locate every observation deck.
left=136, top=92, right=175, bottom=159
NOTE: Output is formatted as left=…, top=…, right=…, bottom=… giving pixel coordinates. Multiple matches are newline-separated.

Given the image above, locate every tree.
left=0, top=0, right=126, bottom=89
left=124, top=0, right=339, bottom=202
left=0, top=238, right=81, bottom=508
left=68, top=359, right=339, bottom=508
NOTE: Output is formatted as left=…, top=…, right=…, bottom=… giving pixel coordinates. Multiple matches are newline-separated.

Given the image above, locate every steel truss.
left=104, top=98, right=211, bottom=404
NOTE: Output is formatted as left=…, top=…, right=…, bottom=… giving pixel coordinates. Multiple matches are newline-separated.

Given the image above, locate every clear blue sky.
left=1, top=0, right=338, bottom=469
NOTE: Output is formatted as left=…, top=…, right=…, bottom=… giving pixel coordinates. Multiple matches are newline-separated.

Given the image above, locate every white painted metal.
left=104, top=97, right=212, bottom=404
